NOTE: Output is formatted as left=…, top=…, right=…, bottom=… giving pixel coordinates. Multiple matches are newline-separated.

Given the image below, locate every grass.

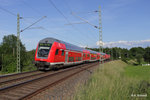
left=125, top=65, right=150, bottom=81
left=74, top=60, right=150, bottom=100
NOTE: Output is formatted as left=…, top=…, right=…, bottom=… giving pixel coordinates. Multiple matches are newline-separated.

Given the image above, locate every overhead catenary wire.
left=0, top=6, right=17, bottom=17
left=20, top=16, right=46, bottom=32
left=19, top=0, right=87, bottom=47
left=65, top=21, right=87, bottom=25
left=41, top=27, right=85, bottom=46
left=23, top=19, right=86, bottom=46
left=71, top=12, right=99, bottom=29
left=48, top=0, right=96, bottom=46
left=63, top=0, right=99, bottom=44
left=64, top=0, right=98, bottom=14
left=48, top=0, right=89, bottom=45
left=48, top=0, right=71, bottom=24
left=0, top=6, right=37, bottom=20
left=69, top=10, right=99, bottom=14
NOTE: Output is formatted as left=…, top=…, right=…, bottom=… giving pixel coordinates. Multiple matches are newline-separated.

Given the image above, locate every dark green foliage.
left=22, top=49, right=36, bottom=71
left=129, top=47, right=144, bottom=58
left=87, top=46, right=150, bottom=65
left=0, top=34, right=30, bottom=73
left=136, top=54, right=143, bottom=64
left=143, top=47, right=150, bottom=63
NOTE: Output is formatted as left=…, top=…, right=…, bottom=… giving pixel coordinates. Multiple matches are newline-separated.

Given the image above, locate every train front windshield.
left=38, top=43, right=52, bottom=58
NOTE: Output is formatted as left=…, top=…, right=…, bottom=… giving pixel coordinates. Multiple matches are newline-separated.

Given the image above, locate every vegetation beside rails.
left=0, top=34, right=36, bottom=75
left=125, top=65, right=150, bottom=81
left=74, top=60, right=150, bottom=100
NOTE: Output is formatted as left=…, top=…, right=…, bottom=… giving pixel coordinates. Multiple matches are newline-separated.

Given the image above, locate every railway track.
left=0, top=70, right=43, bottom=83
left=0, top=62, right=99, bottom=100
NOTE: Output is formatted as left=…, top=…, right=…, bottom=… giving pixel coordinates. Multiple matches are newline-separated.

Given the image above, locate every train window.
left=38, top=43, right=52, bottom=57
left=61, top=50, right=64, bottom=56
left=76, top=57, right=78, bottom=61
left=78, top=57, right=81, bottom=61
left=69, top=57, right=74, bottom=62
left=91, top=57, right=96, bottom=60
left=55, top=49, right=59, bottom=55
left=87, top=54, right=90, bottom=57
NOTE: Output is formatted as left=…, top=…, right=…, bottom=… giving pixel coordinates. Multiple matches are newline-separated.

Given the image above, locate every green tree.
left=136, top=54, right=143, bottom=64
left=0, top=34, right=26, bottom=73
left=143, top=47, right=150, bottom=63
left=22, top=49, right=36, bottom=71
left=129, top=47, right=144, bottom=58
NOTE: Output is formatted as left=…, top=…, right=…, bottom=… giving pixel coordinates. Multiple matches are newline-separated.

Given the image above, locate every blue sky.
left=0, top=0, right=150, bottom=50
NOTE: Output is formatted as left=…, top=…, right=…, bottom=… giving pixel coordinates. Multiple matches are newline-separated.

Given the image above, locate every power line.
left=71, top=12, right=99, bottom=29
left=21, top=0, right=90, bottom=46
left=48, top=0, right=96, bottom=45
left=65, top=21, right=87, bottom=25
left=41, top=27, right=84, bottom=46
left=20, top=0, right=88, bottom=46
left=70, top=11, right=99, bottom=14
left=48, top=0, right=89, bottom=45
left=63, top=0, right=99, bottom=44
left=48, top=0, right=71, bottom=24
left=21, top=16, right=46, bottom=32
left=0, top=6, right=17, bottom=17
left=21, top=16, right=85, bottom=46
left=64, top=1, right=98, bottom=15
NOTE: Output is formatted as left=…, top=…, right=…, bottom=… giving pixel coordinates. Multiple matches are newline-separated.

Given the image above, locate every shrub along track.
left=0, top=62, right=99, bottom=100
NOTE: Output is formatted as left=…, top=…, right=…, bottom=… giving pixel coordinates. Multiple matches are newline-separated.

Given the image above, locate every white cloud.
left=79, top=45, right=87, bottom=48
left=96, top=39, right=150, bottom=48
left=96, top=41, right=104, bottom=46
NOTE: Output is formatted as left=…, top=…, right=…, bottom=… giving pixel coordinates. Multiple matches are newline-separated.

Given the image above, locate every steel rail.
left=21, top=63, right=99, bottom=100
left=0, top=62, right=99, bottom=100
left=0, top=70, right=38, bottom=78
left=0, top=63, right=95, bottom=92
left=0, top=71, right=45, bottom=88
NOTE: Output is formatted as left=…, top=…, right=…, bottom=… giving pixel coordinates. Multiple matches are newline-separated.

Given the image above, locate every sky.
left=0, top=0, right=150, bottom=50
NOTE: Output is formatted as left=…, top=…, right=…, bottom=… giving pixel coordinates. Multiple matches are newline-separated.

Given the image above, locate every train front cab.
left=35, top=41, right=66, bottom=70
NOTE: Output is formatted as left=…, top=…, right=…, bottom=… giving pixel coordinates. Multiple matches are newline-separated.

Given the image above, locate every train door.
left=65, top=51, right=68, bottom=63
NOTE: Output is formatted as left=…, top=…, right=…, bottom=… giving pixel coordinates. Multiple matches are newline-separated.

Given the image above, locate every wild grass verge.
left=74, top=60, right=150, bottom=100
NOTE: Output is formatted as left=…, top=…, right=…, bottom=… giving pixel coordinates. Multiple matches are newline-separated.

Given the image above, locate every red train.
left=35, top=37, right=110, bottom=70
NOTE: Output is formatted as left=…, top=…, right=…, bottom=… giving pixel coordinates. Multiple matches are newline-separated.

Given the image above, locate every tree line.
left=0, top=34, right=36, bottom=74
left=87, top=46, right=150, bottom=65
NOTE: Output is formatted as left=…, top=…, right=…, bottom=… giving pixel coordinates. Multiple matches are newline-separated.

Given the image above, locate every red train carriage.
left=35, top=37, right=110, bottom=70
left=88, top=50, right=98, bottom=62
left=82, top=49, right=90, bottom=62
left=97, top=53, right=101, bottom=60
left=35, top=38, right=83, bottom=70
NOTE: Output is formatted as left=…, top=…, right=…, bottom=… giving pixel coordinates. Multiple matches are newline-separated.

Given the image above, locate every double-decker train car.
left=35, top=37, right=110, bottom=70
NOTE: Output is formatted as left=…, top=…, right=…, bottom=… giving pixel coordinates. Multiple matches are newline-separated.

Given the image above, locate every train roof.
left=39, top=37, right=84, bottom=52
left=100, top=52, right=106, bottom=55
left=39, top=37, right=107, bottom=54
left=87, top=49, right=98, bottom=54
